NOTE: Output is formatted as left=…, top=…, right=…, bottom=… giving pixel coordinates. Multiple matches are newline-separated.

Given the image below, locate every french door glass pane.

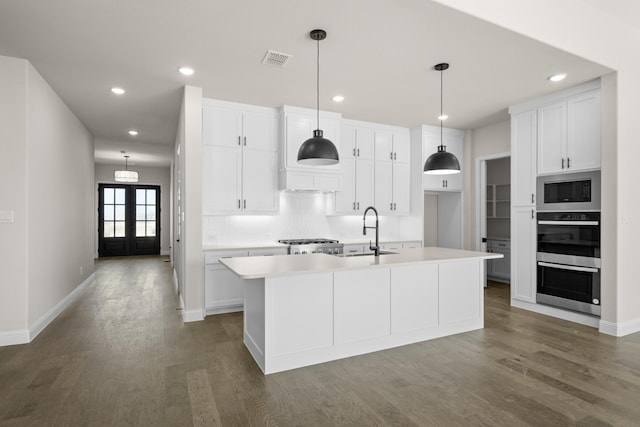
left=136, top=189, right=146, bottom=204
left=104, top=205, right=114, bottom=221
left=146, top=189, right=156, bottom=204
left=136, top=205, right=146, bottom=220
left=104, top=221, right=115, bottom=237
left=147, top=221, right=156, bottom=236
left=104, top=188, right=114, bottom=204
left=115, top=221, right=125, bottom=237
left=115, top=188, right=125, bottom=204
left=147, top=206, right=156, bottom=220
left=115, top=205, right=125, bottom=221
left=136, top=221, right=146, bottom=236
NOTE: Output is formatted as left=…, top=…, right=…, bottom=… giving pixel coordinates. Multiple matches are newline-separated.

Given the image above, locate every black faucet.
left=363, top=206, right=380, bottom=257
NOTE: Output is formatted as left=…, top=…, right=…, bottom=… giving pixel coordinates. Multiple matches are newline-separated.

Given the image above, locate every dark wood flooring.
left=1, top=256, right=639, bottom=426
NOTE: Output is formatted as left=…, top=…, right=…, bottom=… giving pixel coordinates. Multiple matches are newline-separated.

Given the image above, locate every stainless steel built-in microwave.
left=537, top=170, right=601, bottom=211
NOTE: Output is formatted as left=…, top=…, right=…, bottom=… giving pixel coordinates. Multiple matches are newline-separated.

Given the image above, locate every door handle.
left=537, top=262, right=599, bottom=273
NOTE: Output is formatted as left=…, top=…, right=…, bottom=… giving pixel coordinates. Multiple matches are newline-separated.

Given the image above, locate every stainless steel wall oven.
left=536, top=211, right=601, bottom=316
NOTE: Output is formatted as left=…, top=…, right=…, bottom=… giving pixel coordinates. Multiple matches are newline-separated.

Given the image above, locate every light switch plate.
left=0, top=210, right=14, bottom=223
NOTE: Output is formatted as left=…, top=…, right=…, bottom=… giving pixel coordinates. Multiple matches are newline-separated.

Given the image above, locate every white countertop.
left=220, top=247, right=503, bottom=279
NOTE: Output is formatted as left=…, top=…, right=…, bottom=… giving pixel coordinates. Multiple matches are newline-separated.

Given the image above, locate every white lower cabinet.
left=391, top=264, right=438, bottom=333
left=204, top=248, right=287, bottom=315
left=439, top=260, right=481, bottom=324
left=487, top=240, right=511, bottom=282
left=334, top=268, right=391, bottom=345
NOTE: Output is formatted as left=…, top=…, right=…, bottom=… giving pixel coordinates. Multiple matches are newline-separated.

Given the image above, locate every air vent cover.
left=262, top=50, right=292, bottom=67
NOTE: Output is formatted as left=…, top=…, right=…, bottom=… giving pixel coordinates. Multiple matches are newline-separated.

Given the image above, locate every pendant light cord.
left=316, top=37, right=320, bottom=130
left=439, top=67, right=443, bottom=149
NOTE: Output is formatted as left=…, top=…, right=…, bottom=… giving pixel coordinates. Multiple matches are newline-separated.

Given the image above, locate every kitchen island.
left=220, top=247, right=502, bottom=374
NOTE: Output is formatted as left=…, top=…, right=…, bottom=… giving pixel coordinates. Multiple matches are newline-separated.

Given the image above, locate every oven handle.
left=537, top=261, right=599, bottom=273
left=537, top=220, right=599, bottom=226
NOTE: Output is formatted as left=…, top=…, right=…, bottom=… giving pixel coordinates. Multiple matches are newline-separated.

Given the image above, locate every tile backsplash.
left=202, top=192, right=402, bottom=245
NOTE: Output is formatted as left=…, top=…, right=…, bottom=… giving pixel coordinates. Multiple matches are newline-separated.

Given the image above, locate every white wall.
left=434, top=0, right=636, bottom=333
left=0, top=56, right=28, bottom=335
left=94, top=163, right=172, bottom=256
left=0, top=55, right=95, bottom=343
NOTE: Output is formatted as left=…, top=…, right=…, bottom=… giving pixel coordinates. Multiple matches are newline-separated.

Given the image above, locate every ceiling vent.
left=262, top=50, right=292, bottom=67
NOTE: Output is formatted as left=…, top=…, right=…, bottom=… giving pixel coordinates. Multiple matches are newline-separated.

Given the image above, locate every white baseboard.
left=173, top=268, right=179, bottom=294
left=29, top=273, right=96, bottom=342
left=0, top=329, right=30, bottom=346
left=161, top=250, right=170, bottom=256
left=599, top=318, right=640, bottom=337
left=182, top=309, right=204, bottom=322
left=0, top=273, right=96, bottom=347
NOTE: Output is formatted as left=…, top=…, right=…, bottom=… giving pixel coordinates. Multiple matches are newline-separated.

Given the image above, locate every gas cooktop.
left=278, top=238, right=343, bottom=255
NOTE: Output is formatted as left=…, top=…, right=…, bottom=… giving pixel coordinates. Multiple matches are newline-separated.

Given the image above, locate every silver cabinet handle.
left=567, top=157, right=571, bottom=168
left=532, top=193, right=534, bottom=204
left=238, top=199, right=241, bottom=208
left=353, top=202, right=356, bottom=210
left=538, top=261, right=599, bottom=273
left=393, top=202, right=396, bottom=210
left=243, top=200, right=247, bottom=209
left=562, top=158, right=565, bottom=169
left=390, top=152, right=393, bottom=160
left=238, top=136, right=241, bottom=146
left=243, top=136, right=246, bottom=146
left=353, top=148, right=356, bottom=156
left=390, top=202, right=393, bottom=210
left=357, top=148, right=360, bottom=157
left=357, top=202, right=360, bottom=210
left=531, top=209, right=534, bottom=219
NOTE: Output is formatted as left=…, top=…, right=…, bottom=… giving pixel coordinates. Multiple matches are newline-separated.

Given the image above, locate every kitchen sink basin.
left=338, top=251, right=397, bottom=257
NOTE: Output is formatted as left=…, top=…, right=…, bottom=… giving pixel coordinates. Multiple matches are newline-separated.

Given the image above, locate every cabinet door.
left=242, top=110, right=278, bottom=151
left=511, top=110, right=537, bottom=206
left=392, top=162, right=410, bottom=213
left=204, top=265, right=245, bottom=309
left=374, top=159, right=393, bottom=214
left=334, top=268, right=391, bottom=345
left=340, top=124, right=357, bottom=159
left=439, top=260, right=481, bottom=324
left=392, top=130, right=410, bottom=163
left=334, top=157, right=356, bottom=213
left=202, top=106, right=242, bottom=147
left=242, top=149, right=278, bottom=213
left=356, top=127, right=375, bottom=160
left=537, top=101, right=567, bottom=175
left=202, top=146, right=242, bottom=213
left=374, top=130, right=394, bottom=161
left=355, top=158, right=375, bottom=212
left=567, top=90, right=601, bottom=172
left=391, top=264, right=438, bottom=334
left=511, top=207, right=536, bottom=303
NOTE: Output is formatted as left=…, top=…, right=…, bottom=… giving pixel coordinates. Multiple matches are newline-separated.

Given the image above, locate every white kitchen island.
left=220, top=247, right=502, bottom=374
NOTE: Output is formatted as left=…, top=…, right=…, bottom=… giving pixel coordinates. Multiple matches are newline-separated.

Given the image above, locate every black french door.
left=98, top=184, right=161, bottom=257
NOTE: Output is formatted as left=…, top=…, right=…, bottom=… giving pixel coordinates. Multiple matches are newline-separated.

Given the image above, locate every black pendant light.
left=424, top=63, right=460, bottom=175
left=297, top=29, right=339, bottom=166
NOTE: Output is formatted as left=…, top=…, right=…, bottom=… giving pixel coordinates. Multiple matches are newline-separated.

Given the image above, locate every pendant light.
left=297, top=29, right=339, bottom=166
left=114, top=154, right=138, bottom=182
left=424, top=63, right=460, bottom=175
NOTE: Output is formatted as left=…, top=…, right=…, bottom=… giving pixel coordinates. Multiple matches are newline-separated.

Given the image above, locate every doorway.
left=98, top=184, right=161, bottom=257
left=476, top=154, right=511, bottom=284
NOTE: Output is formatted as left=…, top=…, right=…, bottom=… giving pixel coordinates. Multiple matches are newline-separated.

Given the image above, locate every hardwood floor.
left=1, top=257, right=639, bottom=426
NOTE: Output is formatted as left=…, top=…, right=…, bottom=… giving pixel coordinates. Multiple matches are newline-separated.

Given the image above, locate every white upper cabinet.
left=421, top=125, right=464, bottom=191
left=537, top=88, right=601, bottom=175
left=374, top=127, right=410, bottom=215
left=511, top=109, right=537, bottom=207
left=566, top=90, right=601, bottom=172
left=334, top=122, right=375, bottom=214
left=279, top=105, right=343, bottom=192
left=202, top=99, right=278, bottom=214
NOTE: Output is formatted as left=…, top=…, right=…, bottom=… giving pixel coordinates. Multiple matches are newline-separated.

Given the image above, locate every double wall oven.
left=536, top=171, right=601, bottom=316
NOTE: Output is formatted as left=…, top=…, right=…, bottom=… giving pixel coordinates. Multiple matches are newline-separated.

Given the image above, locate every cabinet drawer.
left=204, top=250, right=248, bottom=264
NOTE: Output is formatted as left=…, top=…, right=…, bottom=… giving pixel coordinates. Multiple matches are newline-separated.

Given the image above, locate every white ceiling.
left=0, top=0, right=611, bottom=167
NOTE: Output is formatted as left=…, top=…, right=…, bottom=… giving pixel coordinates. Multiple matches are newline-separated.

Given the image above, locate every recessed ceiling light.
left=438, top=114, right=448, bottom=121
left=178, top=66, right=194, bottom=76
left=332, top=95, right=344, bottom=102
left=111, top=87, right=125, bottom=95
left=128, top=130, right=138, bottom=136
left=548, top=73, right=567, bottom=82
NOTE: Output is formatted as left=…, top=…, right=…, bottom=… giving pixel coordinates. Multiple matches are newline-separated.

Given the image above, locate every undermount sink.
left=338, top=251, right=397, bottom=257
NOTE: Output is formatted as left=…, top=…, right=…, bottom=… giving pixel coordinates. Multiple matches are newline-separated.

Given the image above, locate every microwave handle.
left=538, top=220, right=599, bottom=226
left=538, top=261, right=599, bottom=273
